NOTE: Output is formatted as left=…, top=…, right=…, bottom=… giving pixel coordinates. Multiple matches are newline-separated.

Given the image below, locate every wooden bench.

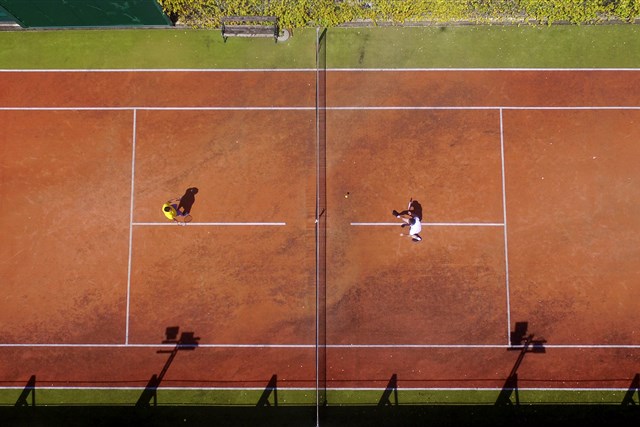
left=221, top=16, right=279, bottom=43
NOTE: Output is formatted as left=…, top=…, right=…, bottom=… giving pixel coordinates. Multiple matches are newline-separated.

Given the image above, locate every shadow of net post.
left=256, top=374, right=278, bottom=407
left=14, top=375, right=36, bottom=407
left=495, top=322, right=546, bottom=406
left=622, top=373, right=640, bottom=405
left=377, top=374, right=398, bottom=406
left=136, top=327, right=200, bottom=407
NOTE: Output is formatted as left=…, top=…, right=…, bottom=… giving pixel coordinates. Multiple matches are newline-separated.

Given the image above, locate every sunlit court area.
left=1, top=1, right=640, bottom=426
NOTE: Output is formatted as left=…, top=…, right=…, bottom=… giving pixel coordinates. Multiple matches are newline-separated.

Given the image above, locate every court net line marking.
left=132, top=222, right=286, bottom=226
left=2, top=343, right=640, bottom=349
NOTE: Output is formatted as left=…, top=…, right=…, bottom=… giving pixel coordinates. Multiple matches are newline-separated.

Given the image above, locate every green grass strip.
left=0, top=387, right=634, bottom=406
left=326, top=388, right=632, bottom=405
left=327, top=25, right=640, bottom=68
left=0, top=28, right=316, bottom=69
left=0, top=388, right=316, bottom=406
left=1, top=25, right=640, bottom=70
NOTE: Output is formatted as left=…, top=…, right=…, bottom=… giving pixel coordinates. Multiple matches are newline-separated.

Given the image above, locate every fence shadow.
left=377, top=374, right=398, bottom=406
left=14, top=375, right=36, bottom=407
left=622, top=373, right=640, bottom=406
left=495, top=322, right=547, bottom=406
left=256, top=374, right=278, bottom=407
left=136, top=326, right=200, bottom=407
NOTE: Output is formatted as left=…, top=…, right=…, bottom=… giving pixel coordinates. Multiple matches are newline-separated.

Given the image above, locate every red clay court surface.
left=1, top=69, right=640, bottom=397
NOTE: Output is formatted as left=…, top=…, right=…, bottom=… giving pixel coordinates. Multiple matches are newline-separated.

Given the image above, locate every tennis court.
left=1, top=29, right=640, bottom=425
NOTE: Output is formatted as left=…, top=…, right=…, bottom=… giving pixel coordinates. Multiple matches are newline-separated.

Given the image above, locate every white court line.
left=330, top=344, right=640, bottom=349
left=499, top=106, right=640, bottom=110
left=0, top=386, right=631, bottom=393
left=132, top=222, right=286, bottom=226
left=351, top=222, right=504, bottom=227
left=3, top=106, right=640, bottom=111
left=327, top=106, right=640, bottom=110
left=0, top=386, right=632, bottom=392
left=0, top=343, right=314, bottom=348
left=327, top=387, right=634, bottom=392
left=125, top=109, right=137, bottom=346
left=1, top=68, right=640, bottom=72
left=499, top=108, right=512, bottom=346
left=329, top=68, right=640, bottom=72
left=0, top=106, right=314, bottom=111
left=2, top=343, right=640, bottom=349
left=0, top=68, right=317, bottom=73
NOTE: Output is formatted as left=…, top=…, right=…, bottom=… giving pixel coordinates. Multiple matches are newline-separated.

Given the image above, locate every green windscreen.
left=0, top=0, right=171, bottom=28
left=0, top=4, right=16, bottom=22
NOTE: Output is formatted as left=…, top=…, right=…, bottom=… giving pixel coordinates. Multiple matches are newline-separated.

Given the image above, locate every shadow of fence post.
left=495, top=373, right=519, bottom=406
left=136, top=327, right=200, bottom=407
left=496, top=322, right=546, bottom=406
left=378, top=374, right=398, bottom=406
left=622, top=373, right=640, bottom=405
left=256, top=374, right=278, bottom=407
left=136, top=374, right=159, bottom=407
left=14, top=375, right=36, bottom=407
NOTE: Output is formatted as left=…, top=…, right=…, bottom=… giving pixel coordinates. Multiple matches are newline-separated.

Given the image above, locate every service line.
left=351, top=222, right=504, bottom=227
left=132, top=222, right=286, bottom=226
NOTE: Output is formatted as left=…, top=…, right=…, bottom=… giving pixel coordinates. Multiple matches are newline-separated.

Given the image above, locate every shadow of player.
left=177, top=187, right=199, bottom=215
left=393, top=199, right=422, bottom=220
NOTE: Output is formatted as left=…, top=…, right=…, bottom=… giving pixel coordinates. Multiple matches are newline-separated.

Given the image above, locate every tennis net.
left=315, top=26, right=328, bottom=419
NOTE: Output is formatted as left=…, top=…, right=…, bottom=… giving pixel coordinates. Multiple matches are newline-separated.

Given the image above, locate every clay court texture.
left=1, top=26, right=640, bottom=425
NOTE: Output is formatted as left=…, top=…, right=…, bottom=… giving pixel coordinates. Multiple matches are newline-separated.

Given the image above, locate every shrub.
left=156, top=0, right=640, bottom=28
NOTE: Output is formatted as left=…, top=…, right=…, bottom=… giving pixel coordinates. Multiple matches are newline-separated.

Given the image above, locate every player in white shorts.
left=392, top=198, right=423, bottom=242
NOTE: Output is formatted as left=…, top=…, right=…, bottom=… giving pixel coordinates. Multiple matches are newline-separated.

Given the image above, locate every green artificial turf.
left=0, top=387, right=634, bottom=406
left=0, top=28, right=316, bottom=69
left=0, top=24, right=639, bottom=69
left=327, top=24, right=640, bottom=68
